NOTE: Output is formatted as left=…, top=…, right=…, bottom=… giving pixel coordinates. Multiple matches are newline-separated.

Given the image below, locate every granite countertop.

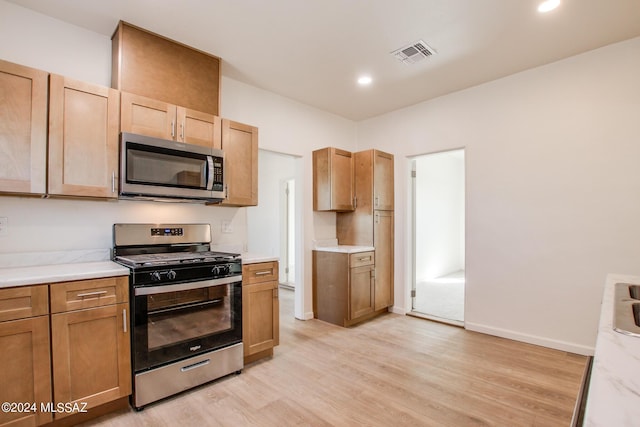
left=583, top=273, right=640, bottom=426
left=313, top=245, right=375, bottom=254
left=0, top=261, right=130, bottom=289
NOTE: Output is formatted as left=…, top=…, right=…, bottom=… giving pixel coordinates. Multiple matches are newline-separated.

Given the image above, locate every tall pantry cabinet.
left=337, top=149, right=394, bottom=312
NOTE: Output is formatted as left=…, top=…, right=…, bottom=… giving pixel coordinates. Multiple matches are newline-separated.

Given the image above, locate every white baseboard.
left=465, top=321, right=595, bottom=356
left=390, top=306, right=405, bottom=315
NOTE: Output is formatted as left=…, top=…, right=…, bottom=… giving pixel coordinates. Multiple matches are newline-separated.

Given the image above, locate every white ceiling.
left=8, top=0, right=640, bottom=120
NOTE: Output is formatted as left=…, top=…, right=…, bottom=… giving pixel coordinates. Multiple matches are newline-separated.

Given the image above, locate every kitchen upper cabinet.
left=313, top=250, right=375, bottom=327
left=120, top=92, right=221, bottom=148
left=0, top=285, right=51, bottom=427
left=50, top=277, right=131, bottom=419
left=112, top=21, right=220, bottom=116
left=0, top=59, right=48, bottom=196
left=371, top=150, right=394, bottom=210
left=242, top=261, right=279, bottom=364
left=48, top=74, right=120, bottom=199
left=313, top=147, right=355, bottom=211
left=221, top=119, right=258, bottom=206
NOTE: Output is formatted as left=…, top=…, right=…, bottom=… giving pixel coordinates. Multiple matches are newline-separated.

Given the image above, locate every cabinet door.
left=176, top=106, right=221, bottom=148
left=121, top=92, right=176, bottom=140
left=313, top=148, right=354, bottom=211
left=242, top=281, right=279, bottom=357
left=374, top=210, right=394, bottom=310
left=48, top=75, right=119, bottom=198
left=0, top=60, right=48, bottom=195
left=221, top=119, right=258, bottom=206
left=374, top=150, right=394, bottom=210
left=51, top=303, right=131, bottom=418
left=0, top=316, right=52, bottom=427
left=349, top=265, right=374, bottom=320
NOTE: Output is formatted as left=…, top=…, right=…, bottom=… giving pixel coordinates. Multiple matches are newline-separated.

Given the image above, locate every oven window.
left=147, top=285, right=231, bottom=351
left=127, top=145, right=207, bottom=189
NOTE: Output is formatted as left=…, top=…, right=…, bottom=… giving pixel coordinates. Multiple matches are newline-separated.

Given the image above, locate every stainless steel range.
left=112, top=223, right=243, bottom=410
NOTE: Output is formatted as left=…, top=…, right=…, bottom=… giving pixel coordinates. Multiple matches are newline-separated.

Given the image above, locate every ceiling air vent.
left=391, top=40, right=436, bottom=64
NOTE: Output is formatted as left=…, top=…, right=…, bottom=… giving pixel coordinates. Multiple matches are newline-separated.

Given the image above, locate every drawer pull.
left=357, top=256, right=371, bottom=261
left=123, top=308, right=127, bottom=333
left=255, top=271, right=271, bottom=276
left=76, top=290, right=107, bottom=298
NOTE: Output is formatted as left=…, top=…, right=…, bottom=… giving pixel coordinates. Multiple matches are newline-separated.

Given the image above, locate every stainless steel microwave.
left=119, top=132, right=225, bottom=203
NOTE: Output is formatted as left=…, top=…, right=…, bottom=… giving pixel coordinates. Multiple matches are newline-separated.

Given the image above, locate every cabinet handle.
left=255, top=270, right=271, bottom=276
left=180, top=121, right=184, bottom=141
left=375, top=195, right=379, bottom=207
left=357, top=256, right=371, bottom=261
left=375, top=212, right=380, bottom=224
left=171, top=120, right=175, bottom=138
left=111, top=171, right=116, bottom=193
left=76, top=290, right=107, bottom=298
left=273, top=288, right=279, bottom=298
left=123, top=308, right=127, bottom=333
left=225, top=184, right=229, bottom=199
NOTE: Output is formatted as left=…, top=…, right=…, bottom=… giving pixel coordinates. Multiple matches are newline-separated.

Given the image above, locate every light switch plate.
left=0, top=217, right=7, bottom=236
left=221, top=220, right=233, bottom=233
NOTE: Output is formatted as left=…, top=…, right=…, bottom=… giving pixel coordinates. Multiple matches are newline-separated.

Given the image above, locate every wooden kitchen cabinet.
left=242, top=261, right=279, bottom=364
left=48, top=74, right=120, bottom=199
left=313, top=250, right=376, bottom=327
left=0, top=59, right=48, bottom=196
left=0, top=285, right=52, bottom=427
left=120, top=92, right=221, bottom=148
left=50, top=276, right=131, bottom=419
left=221, top=119, right=259, bottom=206
left=313, top=147, right=354, bottom=211
left=112, top=21, right=220, bottom=116
left=337, top=149, right=394, bottom=311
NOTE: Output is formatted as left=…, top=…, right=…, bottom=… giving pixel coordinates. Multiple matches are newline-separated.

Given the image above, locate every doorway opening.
left=411, top=149, right=465, bottom=326
left=247, top=150, right=302, bottom=319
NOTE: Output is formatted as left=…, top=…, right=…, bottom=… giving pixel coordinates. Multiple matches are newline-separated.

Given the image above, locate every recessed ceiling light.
left=357, top=76, right=372, bottom=86
left=538, top=0, right=560, bottom=13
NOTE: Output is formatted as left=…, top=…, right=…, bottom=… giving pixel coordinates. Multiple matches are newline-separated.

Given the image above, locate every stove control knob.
left=167, top=270, right=177, bottom=280
left=221, top=265, right=230, bottom=275
left=150, top=271, right=162, bottom=282
left=211, top=266, right=220, bottom=276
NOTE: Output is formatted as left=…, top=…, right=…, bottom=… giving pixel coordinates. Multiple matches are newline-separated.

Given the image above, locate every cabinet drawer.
left=243, top=262, right=279, bottom=285
left=0, top=285, right=49, bottom=321
left=50, top=276, right=128, bottom=313
left=350, top=251, right=374, bottom=268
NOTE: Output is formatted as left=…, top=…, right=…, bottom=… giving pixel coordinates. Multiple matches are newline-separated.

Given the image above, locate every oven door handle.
left=135, top=275, right=241, bottom=296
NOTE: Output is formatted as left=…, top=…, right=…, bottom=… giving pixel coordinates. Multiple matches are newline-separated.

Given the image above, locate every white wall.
left=358, top=36, right=640, bottom=354
left=0, top=0, right=358, bottom=320
left=414, top=150, right=465, bottom=282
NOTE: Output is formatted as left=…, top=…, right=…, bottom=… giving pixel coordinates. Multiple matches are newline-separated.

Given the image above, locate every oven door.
left=132, top=276, right=242, bottom=373
left=120, top=132, right=225, bottom=201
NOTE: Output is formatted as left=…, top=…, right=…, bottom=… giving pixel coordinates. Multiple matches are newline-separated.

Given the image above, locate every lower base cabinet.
left=0, top=277, right=131, bottom=427
left=242, top=261, right=280, bottom=364
left=50, top=277, right=131, bottom=420
left=313, top=250, right=384, bottom=327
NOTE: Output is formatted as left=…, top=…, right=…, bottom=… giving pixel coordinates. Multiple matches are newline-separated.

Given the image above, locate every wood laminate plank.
left=78, top=288, right=586, bottom=426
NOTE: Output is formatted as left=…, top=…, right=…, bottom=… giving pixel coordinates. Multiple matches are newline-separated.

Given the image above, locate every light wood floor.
left=81, top=288, right=587, bottom=426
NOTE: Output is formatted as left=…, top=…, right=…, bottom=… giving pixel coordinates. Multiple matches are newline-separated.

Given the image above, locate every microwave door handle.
left=206, top=156, right=214, bottom=190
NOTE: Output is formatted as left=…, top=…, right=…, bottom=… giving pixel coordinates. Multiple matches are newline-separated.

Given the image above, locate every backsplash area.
left=0, top=196, right=247, bottom=267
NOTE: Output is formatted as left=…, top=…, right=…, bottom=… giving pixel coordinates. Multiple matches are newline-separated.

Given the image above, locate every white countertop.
left=584, top=273, right=640, bottom=426
left=0, top=261, right=130, bottom=289
left=241, top=253, right=279, bottom=264
left=313, top=245, right=375, bottom=254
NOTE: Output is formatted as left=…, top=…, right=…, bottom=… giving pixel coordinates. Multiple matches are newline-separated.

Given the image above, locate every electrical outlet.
left=0, top=217, right=7, bottom=236
left=221, top=220, right=233, bottom=233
